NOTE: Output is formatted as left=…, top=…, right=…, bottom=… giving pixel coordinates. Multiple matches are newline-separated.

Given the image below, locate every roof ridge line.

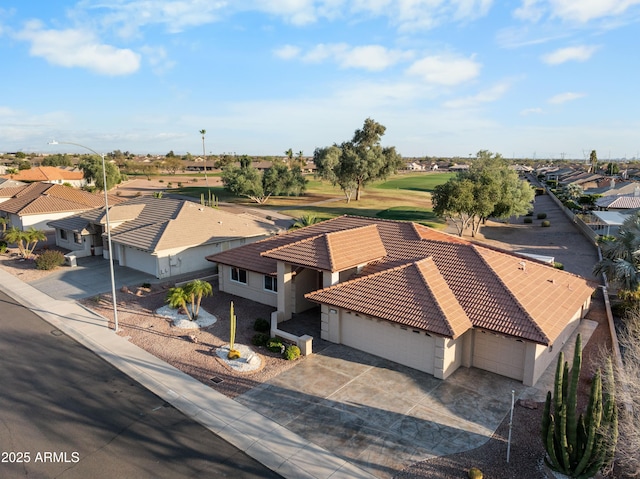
left=412, top=257, right=457, bottom=337
left=261, top=232, right=326, bottom=257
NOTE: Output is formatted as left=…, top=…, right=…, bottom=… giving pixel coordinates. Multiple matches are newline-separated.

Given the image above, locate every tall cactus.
left=227, top=301, right=240, bottom=359
left=542, top=334, right=617, bottom=478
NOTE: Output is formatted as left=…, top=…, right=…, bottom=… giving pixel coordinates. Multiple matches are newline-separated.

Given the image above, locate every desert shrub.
left=266, top=337, right=284, bottom=353
left=283, top=345, right=301, bottom=361
left=468, top=467, right=483, bottom=479
left=35, top=250, right=65, bottom=270
left=525, top=211, right=533, bottom=216
left=524, top=217, right=533, bottom=224
left=541, top=220, right=551, bottom=227
left=178, top=182, right=183, bottom=188
left=253, top=317, right=270, bottom=332
left=0, top=241, right=7, bottom=254
left=251, top=333, right=269, bottom=346
left=537, top=212, right=547, bottom=219
left=159, top=179, right=164, bottom=183
left=141, top=282, right=151, bottom=289
left=553, top=262, right=564, bottom=270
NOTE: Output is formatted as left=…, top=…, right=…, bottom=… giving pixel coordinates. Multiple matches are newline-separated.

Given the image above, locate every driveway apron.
left=235, top=344, right=526, bottom=478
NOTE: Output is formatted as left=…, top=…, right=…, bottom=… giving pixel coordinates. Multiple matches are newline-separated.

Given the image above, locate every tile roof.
left=261, top=224, right=387, bottom=272
left=306, top=257, right=472, bottom=338
left=0, top=166, right=84, bottom=182
left=595, top=195, right=640, bottom=209
left=0, top=183, right=115, bottom=216
left=207, top=215, right=595, bottom=344
left=48, top=197, right=282, bottom=253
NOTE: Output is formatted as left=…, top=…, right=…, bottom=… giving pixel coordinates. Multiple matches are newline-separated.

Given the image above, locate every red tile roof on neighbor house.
left=1, top=166, right=84, bottom=182
left=207, top=215, right=595, bottom=344
left=0, top=183, right=118, bottom=216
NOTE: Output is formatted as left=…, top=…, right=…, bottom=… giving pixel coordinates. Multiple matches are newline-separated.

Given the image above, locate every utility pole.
left=199, top=129, right=208, bottom=187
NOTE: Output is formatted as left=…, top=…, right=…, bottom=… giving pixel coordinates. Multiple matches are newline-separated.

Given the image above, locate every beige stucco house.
left=206, top=216, right=596, bottom=386
left=48, top=196, right=282, bottom=279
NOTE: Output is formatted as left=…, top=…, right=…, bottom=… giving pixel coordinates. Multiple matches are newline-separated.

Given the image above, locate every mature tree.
left=42, top=154, right=72, bottom=167
left=78, top=156, right=122, bottom=191
left=432, top=150, right=534, bottom=237
left=432, top=177, right=477, bottom=236
left=594, top=212, right=640, bottom=302
left=606, top=162, right=619, bottom=176
left=163, top=156, right=183, bottom=175
left=140, top=163, right=159, bottom=180
left=18, top=160, right=31, bottom=170
left=215, top=153, right=235, bottom=169
left=4, top=226, right=46, bottom=259
left=590, top=150, right=598, bottom=173
left=285, top=148, right=293, bottom=161
left=184, top=280, right=213, bottom=320
left=166, top=150, right=176, bottom=158
left=15, top=151, right=26, bottom=159
left=314, top=118, right=403, bottom=201
left=222, top=157, right=306, bottom=204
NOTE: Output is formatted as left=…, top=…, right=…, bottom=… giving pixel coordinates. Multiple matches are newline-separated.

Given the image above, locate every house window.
left=231, top=267, right=247, bottom=284
left=60, top=230, right=68, bottom=240
left=73, top=233, right=82, bottom=244
left=264, top=275, right=277, bottom=292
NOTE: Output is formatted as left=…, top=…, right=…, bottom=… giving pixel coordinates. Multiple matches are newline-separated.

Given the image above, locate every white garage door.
left=122, top=247, right=157, bottom=277
left=473, top=331, right=525, bottom=381
left=340, top=313, right=435, bottom=375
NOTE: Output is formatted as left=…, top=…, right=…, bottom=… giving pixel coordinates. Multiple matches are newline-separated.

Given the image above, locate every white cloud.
left=350, top=0, right=494, bottom=31
left=406, top=54, right=481, bottom=85
left=541, top=45, right=598, bottom=65
left=514, top=0, right=640, bottom=23
left=295, top=43, right=412, bottom=71
left=520, top=107, right=543, bottom=115
left=443, top=81, right=511, bottom=108
left=140, top=45, right=175, bottom=74
left=14, top=20, right=140, bottom=75
left=273, top=44, right=301, bottom=60
left=548, top=92, right=585, bottom=104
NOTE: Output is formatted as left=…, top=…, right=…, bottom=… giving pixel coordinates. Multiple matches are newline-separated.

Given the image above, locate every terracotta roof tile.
left=207, top=215, right=596, bottom=344
left=306, top=258, right=472, bottom=337
left=0, top=166, right=84, bottom=182
left=0, top=183, right=115, bottom=216
left=262, top=224, right=386, bottom=272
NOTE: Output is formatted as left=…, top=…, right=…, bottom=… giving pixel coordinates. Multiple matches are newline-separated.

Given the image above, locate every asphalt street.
left=0, top=290, right=282, bottom=479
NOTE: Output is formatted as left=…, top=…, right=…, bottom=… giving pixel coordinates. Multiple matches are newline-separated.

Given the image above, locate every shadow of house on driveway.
left=234, top=342, right=526, bottom=479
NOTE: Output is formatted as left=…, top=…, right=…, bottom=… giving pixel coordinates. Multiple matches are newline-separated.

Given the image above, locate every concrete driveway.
left=27, top=255, right=156, bottom=300
left=235, top=344, right=527, bottom=478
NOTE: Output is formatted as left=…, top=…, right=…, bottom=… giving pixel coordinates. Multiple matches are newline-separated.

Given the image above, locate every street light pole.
left=48, top=141, right=119, bottom=332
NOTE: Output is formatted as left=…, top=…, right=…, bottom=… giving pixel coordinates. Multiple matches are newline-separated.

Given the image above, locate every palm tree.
left=184, top=280, right=213, bottom=319
left=0, top=217, right=9, bottom=236
left=24, top=227, right=47, bottom=259
left=594, top=212, right=640, bottom=301
left=200, top=129, right=208, bottom=187
left=4, top=226, right=27, bottom=259
left=165, top=286, right=194, bottom=321
left=290, top=214, right=321, bottom=229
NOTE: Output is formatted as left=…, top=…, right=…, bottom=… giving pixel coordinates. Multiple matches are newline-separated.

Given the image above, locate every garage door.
left=473, top=331, right=525, bottom=381
left=122, top=247, right=158, bottom=277
left=340, top=313, right=435, bottom=375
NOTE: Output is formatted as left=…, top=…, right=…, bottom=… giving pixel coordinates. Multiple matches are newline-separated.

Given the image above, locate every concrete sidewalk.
left=0, top=267, right=376, bottom=479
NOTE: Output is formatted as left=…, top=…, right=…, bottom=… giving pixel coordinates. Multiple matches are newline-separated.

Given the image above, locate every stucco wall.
left=218, top=264, right=278, bottom=307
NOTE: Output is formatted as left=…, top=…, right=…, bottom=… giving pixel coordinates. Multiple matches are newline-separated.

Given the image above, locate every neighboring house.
left=0, top=178, right=26, bottom=189
left=1, top=166, right=87, bottom=187
left=407, top=162, right=425, bottom=171
left=0, top=182, right=116, bottom=231
left=206, top=216, right=595, bottom=387
left=595, top=193, right=640, bottom=210
left=558, top=172, right=603, bottom=190
left=585, top=179, right=640, bottom=197
left=48, top=196, right=283, bottom=279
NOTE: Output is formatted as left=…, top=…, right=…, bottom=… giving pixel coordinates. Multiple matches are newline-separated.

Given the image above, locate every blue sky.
left=1, top=1, right=639, bottom=160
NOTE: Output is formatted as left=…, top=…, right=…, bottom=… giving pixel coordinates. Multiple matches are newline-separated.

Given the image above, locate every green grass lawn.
left=171, top=172, right=452, bottom=229
left=374, top=172, right=455, bottom=192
